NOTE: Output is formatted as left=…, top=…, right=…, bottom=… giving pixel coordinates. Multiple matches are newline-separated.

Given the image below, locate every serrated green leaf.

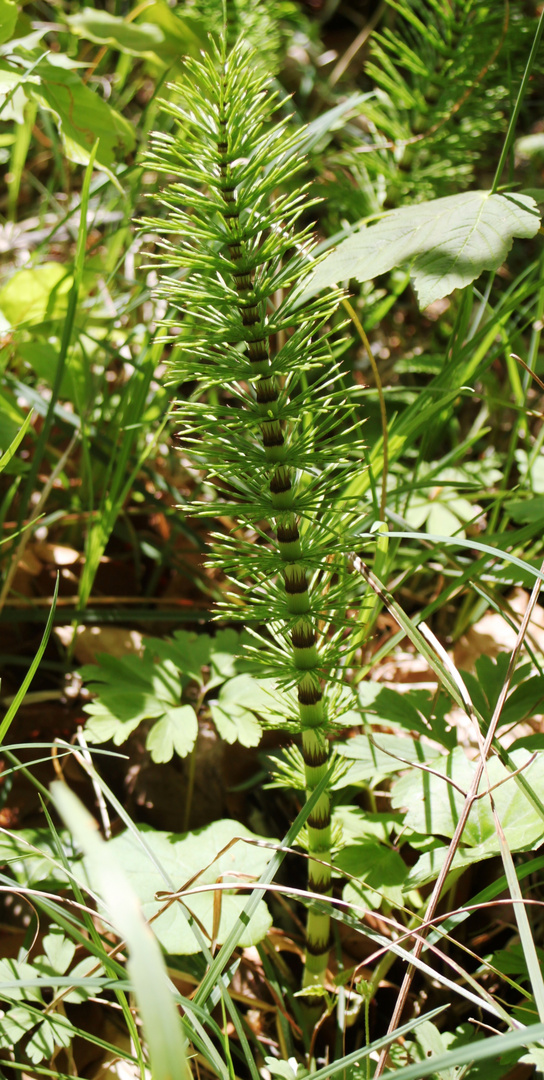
left=0, top=828, right=75, bottom=889
left=85, top=690, right=164, bottom=725
left=210, top=674, right=265, bottom=748
left=41, top=929, right=76, bottom=976
left=66, top=8, right=164, bottom=56
left=334, top=806, right=403, bottom=844
left=83, top=706, right=142, bottom=745
left=83, top=650, right=184, bottom=750
left=0, top=959, right=43, bottom=1003
left=145, top=705, right=198, bottom=762
left=300, top=191, right=541, bottom=309
left=107, top=820, right=274, bottom=954
left=265, top=1059, right=299, bottom=1080
left=0, top=1006, right=74, bottom=1062
left=133, top=0, right=203, bottom=62
left=145, top=631, right=213, bottom=687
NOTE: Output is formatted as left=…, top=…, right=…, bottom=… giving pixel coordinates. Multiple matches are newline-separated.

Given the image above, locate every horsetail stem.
left=145, top=37, right=361, bottom=996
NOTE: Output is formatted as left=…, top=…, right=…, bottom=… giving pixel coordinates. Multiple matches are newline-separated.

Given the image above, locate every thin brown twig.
left=329, top=2, right=386, bottom=87
left=372, top=553, right=544, bottom=1076
left=353, top=1, right=510, bottom=157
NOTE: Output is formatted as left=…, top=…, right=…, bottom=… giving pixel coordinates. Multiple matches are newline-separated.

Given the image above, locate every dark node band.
left=233, top=273, right=252, bottom=291
left=247, top=340, right=268, bottom=362
left=262, top=428, right=284, bottom=448
left=291, top=625, right=316, bottom=649
left=298, top=683, right=322, bottom=706
left=270, top=472, right=291, bottom=495
left=305, top=933, right=333, bottom=957
left=255, top=381, right=278, bottom=405
left=308, top=874, right=332, bottom=896
left=284, top=571, right=308, bottom=594
left=277, top=522, right=299, bottom=544
left=307, top=808, right=331, bottom=830
left=301, top=744, right=328, bottom=768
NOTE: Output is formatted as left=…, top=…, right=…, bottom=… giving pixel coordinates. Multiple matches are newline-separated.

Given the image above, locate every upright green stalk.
left=145, top=39, right=360, bottom=993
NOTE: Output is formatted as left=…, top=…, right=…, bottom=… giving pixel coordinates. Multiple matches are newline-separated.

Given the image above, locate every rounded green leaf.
left=106, top=819, right=275, bottom=954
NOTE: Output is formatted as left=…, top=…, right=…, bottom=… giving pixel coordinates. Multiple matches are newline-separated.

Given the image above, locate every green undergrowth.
left=2, top=1, right=544, bottom=1079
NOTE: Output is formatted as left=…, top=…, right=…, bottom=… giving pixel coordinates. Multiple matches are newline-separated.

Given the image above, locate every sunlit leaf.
left=0, top=0, right=16, bottom=45
left=0, top=263, right=72, bottom=327
left=108, top=820, right=274, bottom=954
left=300, top=191, right=541, bottom=309
left=28, top=58, right=135, bottom=185
left=66, top=8, right=164, bottom=56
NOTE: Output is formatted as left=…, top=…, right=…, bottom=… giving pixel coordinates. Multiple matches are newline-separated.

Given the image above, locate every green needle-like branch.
left=146, top=36, right=364, bottom=999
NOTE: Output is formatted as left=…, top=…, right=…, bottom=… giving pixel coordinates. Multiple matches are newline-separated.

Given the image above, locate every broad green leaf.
left=107, top=820, right=274, bottom=954
left=506, top=495, right=544, bottom=523
left=145, top=705, right=198, bottom=762
left=82, top=704, right=143, bottom=744
left=208, top=628, right=246, bottom=686
left=300, top=191, right=541, bottom=309
left=60, top=956, right=107, bottom=1004
left=66, top=8, right=164, bottom=56
left=0, top=263, right=73, bottom=327
left=334, top=806, right=403, bottom=845
left=335, top=732, right=441, bottom=787
left=28, top=58, right=135, bottom=185
left=522, top=1049, right=544, bottom=1071
left=146, top=630, right=214, bottom=687
left=18, top=341, right=87, bottom=407
left=339, top=840, right=411, bottom=910
left=408, top=1021, right=461, bottom=1080
left=356, top=682, right=453, bottom=743
left=394, top=749, right=544, bottom=888
left=0, top=827, right=75, bottom=888
left=0, top=388, right=29, bottom=451
left=0, top=959, right=43, bottom=1003
left=82, top=649, right=201, bottom=759
left=0, top=0, right=16, bottom=44
left=0, top=62, right=39, bottom=123
left=82, top=652, right=186, bottom=752
left=32, top=931, right=103, bottom=1004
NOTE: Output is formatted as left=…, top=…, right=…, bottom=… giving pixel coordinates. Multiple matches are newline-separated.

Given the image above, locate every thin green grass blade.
left=0, top=410, right=33, bottom=473
left=377, top=1022, right=544, bottom=1080
left=491, top=8, right=544, bottom=193
left=494, top=811, right=544, bottom=1022
left=17, top=142, right=98, bottom=528
left=0, top=575, right=59, bottom=745
left=51, top=782, right=191, bottom=1080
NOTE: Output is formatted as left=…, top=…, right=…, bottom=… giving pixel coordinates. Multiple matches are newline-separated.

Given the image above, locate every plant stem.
left=214, top=59, right=332, bottom=989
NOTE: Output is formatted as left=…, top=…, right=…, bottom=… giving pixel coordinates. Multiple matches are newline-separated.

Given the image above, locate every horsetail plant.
left=144, top=38, right=366, bottom=997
